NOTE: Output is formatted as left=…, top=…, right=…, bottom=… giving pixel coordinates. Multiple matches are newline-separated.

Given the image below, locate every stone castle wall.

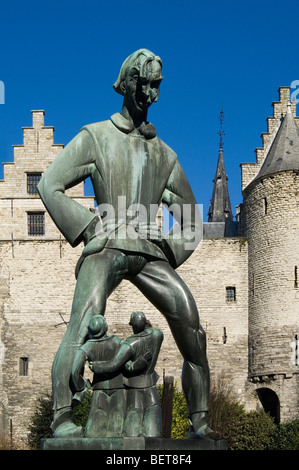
left=0, top=240, right=81, bottom=442
left=240, top=86, right=299, bottom=422
left=243, top=171, right=299, bottom=420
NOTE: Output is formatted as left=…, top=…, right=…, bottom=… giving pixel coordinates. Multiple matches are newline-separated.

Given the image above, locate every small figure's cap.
left=129, top=311, right=147, bottom=333
left=88, top=315, right=108, bottom=339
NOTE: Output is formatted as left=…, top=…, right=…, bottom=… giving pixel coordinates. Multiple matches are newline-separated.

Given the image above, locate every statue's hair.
left=113, top=48, right=163, bottom=97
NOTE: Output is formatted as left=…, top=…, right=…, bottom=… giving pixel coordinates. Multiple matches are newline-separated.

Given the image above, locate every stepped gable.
left=241, top=86, right=299, bottom=192
left=253, top=102, right=299, bottom=182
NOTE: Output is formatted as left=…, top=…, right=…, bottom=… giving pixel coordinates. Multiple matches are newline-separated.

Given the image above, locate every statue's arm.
left=161, top=160, right=202, bottom=268
left=89, top=343, right=133, bottom=375
left=37, top=129, right=98, bottom=247
left=124, top=349, right=152, bottom=374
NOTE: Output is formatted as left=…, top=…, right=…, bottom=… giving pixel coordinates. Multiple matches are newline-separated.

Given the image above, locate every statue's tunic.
left=38, top=113, right=200, bottom=269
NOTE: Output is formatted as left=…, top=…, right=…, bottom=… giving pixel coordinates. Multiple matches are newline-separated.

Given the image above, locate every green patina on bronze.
left=38, top=49, right=216, bottom=441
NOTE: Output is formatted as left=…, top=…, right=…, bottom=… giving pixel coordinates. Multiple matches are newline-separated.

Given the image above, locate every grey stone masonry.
left=242, top=89, right=299, bottom=422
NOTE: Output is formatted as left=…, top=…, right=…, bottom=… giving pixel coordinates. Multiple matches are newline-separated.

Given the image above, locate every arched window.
left=256, top=388, right=280, bottom=424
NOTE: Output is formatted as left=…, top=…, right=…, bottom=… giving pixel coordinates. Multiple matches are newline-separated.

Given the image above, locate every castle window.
left=19, top=357, right=28, bottom=376
left=27, top=211, right=45, bottom=236
left=222, top=327, right=227, bottom=344
left=263, top=197, right=268, bottom=215
left=295, top=266, right=298, bottom=288
left=27, top=172, right=42, bottom=195
left=226, top=286, right=236, bottom=301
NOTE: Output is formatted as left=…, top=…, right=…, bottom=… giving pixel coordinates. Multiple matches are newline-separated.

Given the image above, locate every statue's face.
left=124, top=60, right=162, bottom=113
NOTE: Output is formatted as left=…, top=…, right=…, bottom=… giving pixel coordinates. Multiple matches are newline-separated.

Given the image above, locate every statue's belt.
left=123, top=371, right=158, bottom=389
left=92, top=375, right=124, bottom=390
left=94, top=218, right=162, bottom=239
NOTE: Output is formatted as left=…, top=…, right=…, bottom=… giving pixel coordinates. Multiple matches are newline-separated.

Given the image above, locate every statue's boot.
left=187, top=412, right=221, bottom=440
left=51, top=408, right=83, bottom=438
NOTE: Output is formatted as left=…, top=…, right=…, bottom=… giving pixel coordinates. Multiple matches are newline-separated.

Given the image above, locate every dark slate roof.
left=203, top=221, right=237, bottom=238
left=208, top=147, right=233, bottom=223
left=254, top=104, right=299, bottom=181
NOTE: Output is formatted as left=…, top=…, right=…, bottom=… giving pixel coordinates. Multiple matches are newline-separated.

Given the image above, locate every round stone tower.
left=241, top=88, right=299, bottom=423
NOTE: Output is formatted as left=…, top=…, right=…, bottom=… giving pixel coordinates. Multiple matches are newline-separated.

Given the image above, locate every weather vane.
left=218, top=106, right=225, bottom=149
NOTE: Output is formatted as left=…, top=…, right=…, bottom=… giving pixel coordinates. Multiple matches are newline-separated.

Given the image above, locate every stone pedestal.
left=41, top=436, right=228, bottom=451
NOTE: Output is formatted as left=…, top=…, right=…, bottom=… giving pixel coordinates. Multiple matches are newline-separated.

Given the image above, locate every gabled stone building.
left=0, top=111, right=94, bottom=442
left=0, top=88, right=298, bottom=444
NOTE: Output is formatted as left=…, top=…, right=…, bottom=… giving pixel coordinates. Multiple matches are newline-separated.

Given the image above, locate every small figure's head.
left=113, top=49, right=164, bottom=113
left=88, top=315, right=108, bottom=339
left=129, top=311, right=147, bottom=334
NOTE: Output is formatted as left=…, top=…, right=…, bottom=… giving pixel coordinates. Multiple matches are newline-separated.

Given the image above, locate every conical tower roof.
left=254, top=103, right=299, bottom=181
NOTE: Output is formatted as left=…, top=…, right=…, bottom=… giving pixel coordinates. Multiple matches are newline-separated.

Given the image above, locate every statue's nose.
left=142, top=81, right=149, bottom=92
left=141, top=84, right=155, bottom=103
left=142, top=83, right=150, bottom=98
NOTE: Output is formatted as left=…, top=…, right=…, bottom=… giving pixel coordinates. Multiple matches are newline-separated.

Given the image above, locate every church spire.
left=208, top=108, right=234, bottom=224
left=218, top=106, right=225, bottom=149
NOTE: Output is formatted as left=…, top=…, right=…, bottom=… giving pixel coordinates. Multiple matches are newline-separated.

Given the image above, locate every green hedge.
left=269, top=420, right=299, bottom=450
left=169, top=385, right=189, bottom=439
left=160, top=383, right=276, bottom=450
left=27, top=394, right=53, bottom=449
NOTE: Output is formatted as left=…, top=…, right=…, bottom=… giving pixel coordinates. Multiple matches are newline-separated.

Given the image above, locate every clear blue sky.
left=0, top=0, right=298, bottom=221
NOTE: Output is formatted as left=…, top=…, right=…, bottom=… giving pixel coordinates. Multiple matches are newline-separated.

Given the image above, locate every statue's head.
left=88, top=315, right=108, bottom=339
left=113, top=49, right=163, bottom=112
left=129, top=311, right=147, bottom=334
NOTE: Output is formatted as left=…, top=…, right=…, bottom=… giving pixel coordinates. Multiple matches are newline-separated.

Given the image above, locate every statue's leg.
left=143, top=387, right=162, bottom=437
left=132, top=260, right=217, bottom=440
left=51, top=248, right=127, bottom=437
left=84, top=390, right=109, bottom=438
left=106, top=389, right=126, bottom=437
left=123, top=388, right=144, bottom=437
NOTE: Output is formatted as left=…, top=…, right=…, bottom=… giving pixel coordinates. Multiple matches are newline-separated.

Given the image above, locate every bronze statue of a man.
left=38, top=49, right=214, bottom=439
